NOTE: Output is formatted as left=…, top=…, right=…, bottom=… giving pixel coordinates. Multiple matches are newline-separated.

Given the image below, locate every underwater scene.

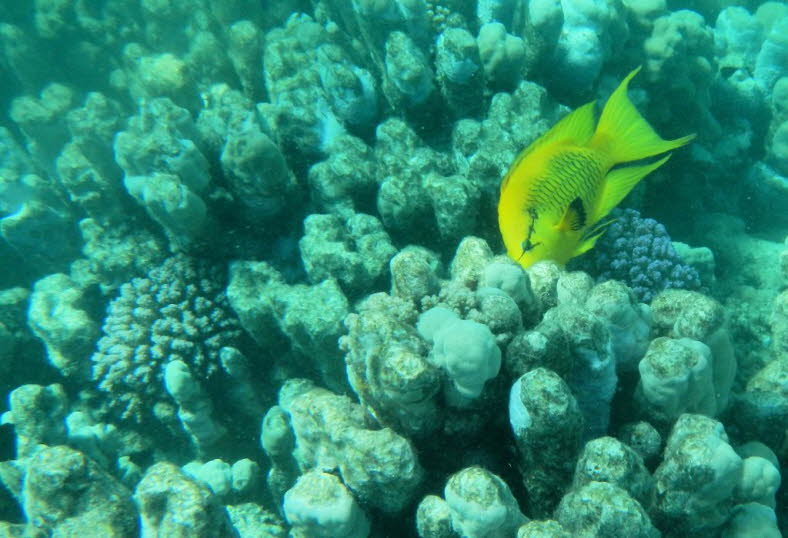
left=0, top=0, right=787, bottom=536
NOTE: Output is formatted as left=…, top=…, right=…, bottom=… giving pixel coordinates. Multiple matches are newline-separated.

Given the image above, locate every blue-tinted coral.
left=90, top=255, right=242, bottom=423
left=574, top=209, right=701, bottom=303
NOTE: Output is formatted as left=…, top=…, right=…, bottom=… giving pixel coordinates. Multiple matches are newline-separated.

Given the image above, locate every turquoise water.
left=0, top=1, right=786, bottom=536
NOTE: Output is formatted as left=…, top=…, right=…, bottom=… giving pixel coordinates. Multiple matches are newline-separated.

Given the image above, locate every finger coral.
left=90, top=255, right=242, bottom=425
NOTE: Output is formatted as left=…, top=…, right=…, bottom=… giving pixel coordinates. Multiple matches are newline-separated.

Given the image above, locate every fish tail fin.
left=590, top=66, right=695, bottom=164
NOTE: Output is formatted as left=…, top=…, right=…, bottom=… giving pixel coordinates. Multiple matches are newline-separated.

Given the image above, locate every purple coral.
left=574, top=209, right=701, bottom=303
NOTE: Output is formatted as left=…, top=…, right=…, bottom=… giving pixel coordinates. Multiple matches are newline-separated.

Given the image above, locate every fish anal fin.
left=593, top=154, right=671, bottom=221
left=555, top=197, right=587, bottom=232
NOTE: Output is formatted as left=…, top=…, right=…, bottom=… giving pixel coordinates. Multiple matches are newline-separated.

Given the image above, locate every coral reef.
left=572, top=208, right=702, bottom=302
left=134, top=462, right=236, bottom=537
left=27, top=273, right=98, bottom=380
left=283, top=470, right=370, bottom=538
left=90, top=255, right=245, bottom=431
left=419, top=465, right=528, bottom=537
left=261, top=378, right=423, bottom=514
left=509, top=367, right=584, bottom=517
left=114, top=98, right=213, bottom=249
left=299, top=212, right=396, bottom=296
left=0, top=1, right=786, bottom=536
left=19, top=445, right=138, bottom=536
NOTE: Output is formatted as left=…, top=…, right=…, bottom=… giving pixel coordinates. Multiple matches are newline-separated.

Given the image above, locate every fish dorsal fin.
left=540, top=100, right=597, bottom=147
left=501, top=101, right=597, bottom=193
left=555, top=197, right=587, bottom=232
left=593, top=154, right=671, bottom=221
left=590, top=66, right=696, bottom=164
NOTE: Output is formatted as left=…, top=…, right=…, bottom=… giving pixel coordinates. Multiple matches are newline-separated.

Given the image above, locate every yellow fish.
left=497, top=67, right=695, bottom=268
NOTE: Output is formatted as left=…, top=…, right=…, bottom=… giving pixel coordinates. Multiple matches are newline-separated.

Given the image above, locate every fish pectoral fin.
left=574, top=216, right=616, bottom=256
left=572, top=218, right=617, bottom=257
left=593, top=155, right=671, bottom=221
left=554, top=197, right=587, bottom=232
left=574, top=232, right=603, bottom=256
left=581, top=215, right=617, bottom=240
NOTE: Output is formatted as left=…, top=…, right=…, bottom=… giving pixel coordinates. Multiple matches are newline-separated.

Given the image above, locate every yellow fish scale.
left=498, top=144, right=607, bottom=264
left=527, top=148, right=607, bottom=218
left=497, top=67, right=696, bottom=268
